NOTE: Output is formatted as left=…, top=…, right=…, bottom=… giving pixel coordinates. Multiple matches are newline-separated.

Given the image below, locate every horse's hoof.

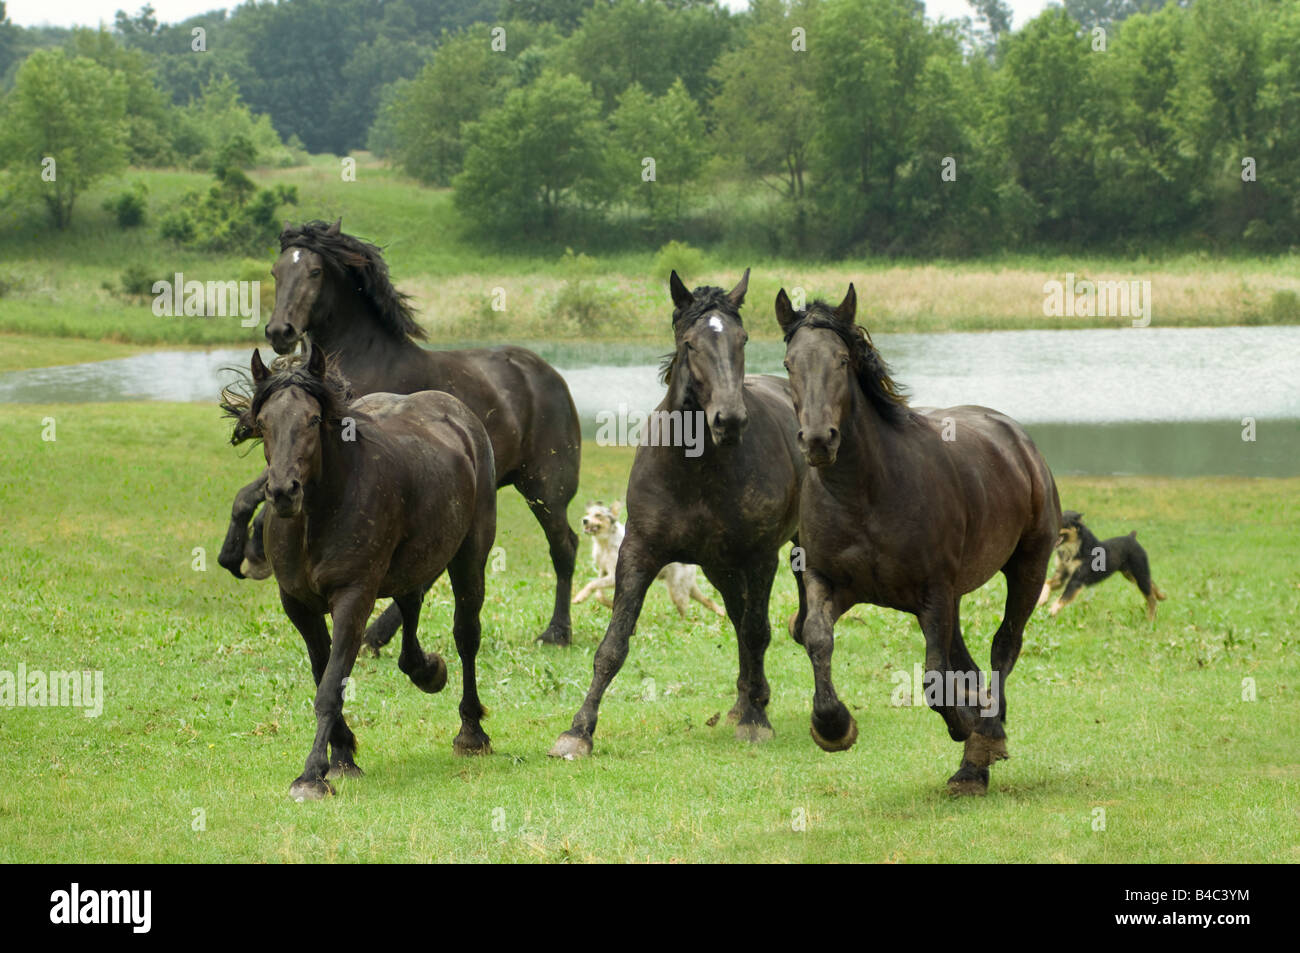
left=964, top=732, right=1009, bottom=768
left=947, top=761, right=990, bottom=796
left=810, top=714, right=858, bottom=752
left=241, top=557, right=273, bottom=581
left=453, top=735, right=492, bottom=757
left=536, top=624, right=571, bottom=647
left=410, top=653, right=448, bottom=694
left=547, top=732, right=592, bottom=760
left=735, top=722, right=774, bottom=743
left=289, top=777, right=334, bottom=801
left=325, top=761, right=364, bottom=781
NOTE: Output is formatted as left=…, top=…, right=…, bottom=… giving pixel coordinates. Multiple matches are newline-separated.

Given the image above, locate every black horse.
left=218, top=220, right=581, bottom=646
left=549, top=270, right=807, bottom=758
left=234, top=343, right=497, bottom=800
left=776, top=285, right=1060, bottom=795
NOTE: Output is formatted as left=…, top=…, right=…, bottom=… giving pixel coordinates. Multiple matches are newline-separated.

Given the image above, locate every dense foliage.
left=2, top=0, right=1298, bottom=254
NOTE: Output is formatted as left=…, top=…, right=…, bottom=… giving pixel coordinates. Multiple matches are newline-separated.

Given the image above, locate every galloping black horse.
left=236, top=343, right=497, bottom=800
left=549, top=270, right=807, bottom=758
left=776, top=285, right=1060, bottom=795
left=218, top=220, right=581, bottom=645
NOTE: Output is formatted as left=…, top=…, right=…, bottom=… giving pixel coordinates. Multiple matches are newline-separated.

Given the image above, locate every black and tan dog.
left=1038, top=510, right=1167, bottom=621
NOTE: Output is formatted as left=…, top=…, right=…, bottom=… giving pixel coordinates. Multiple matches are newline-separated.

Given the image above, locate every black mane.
left=221, top=353, right=354, bottom=446
left=784, top=302, right=911, bottom=427
left=279, top=221, right=425, bottom=341
left=659, top=285, right=744, bottom=386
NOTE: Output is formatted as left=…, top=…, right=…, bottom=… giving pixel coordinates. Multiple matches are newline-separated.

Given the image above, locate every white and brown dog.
left=572, top=501, right=725, bottom=617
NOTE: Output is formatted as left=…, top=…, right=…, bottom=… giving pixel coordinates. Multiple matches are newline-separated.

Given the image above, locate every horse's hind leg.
left=446, top=543, right=491, bottom=756
left=279, top=589, right=362, bottom=783
left=394, top=590, right=448, bottom=695
left=517, top=464, right=579, bottom=646
left=709, top=557, right=777, bottom=742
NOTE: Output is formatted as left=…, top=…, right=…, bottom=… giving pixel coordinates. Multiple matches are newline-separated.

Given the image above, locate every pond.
left=1, top=326, right=1296, bottom=477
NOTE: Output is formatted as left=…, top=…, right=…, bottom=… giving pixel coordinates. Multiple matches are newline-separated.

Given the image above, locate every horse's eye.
left=309, top=268, right=322, bottom=277
left=783, top=360, right=791, bottom=372
left=311, top=415, right=322, bottom=426
left=840, top=356, right=850, bottom=367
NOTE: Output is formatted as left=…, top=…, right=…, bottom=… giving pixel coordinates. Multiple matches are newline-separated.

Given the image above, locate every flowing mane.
left=784, top=303, right=911, bottom=428
left=659, top=285, right=744, bottom=386
left=221, top=352, right=354, bottom=446
left=279, top=221, right=425, bottom=341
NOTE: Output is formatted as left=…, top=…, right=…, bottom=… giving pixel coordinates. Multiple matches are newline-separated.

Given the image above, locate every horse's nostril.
left=829, top=427, right=839, bottom=441
left=797, top=430, right=804, bottom=442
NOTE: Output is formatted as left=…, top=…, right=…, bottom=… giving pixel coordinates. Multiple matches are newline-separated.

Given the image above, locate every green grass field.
left=0, top=403, right=1295, bottom=862
left=3, top=154, right=1300, bottom=368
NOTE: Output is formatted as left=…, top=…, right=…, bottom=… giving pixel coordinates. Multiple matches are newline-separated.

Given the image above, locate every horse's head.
left=664, top=268, right=750, bottom=448
left=250, top=342, right=331, bottom=518
left=777, top=283, right=909, bottom=468
left=265, top=220, right=340, bottom=354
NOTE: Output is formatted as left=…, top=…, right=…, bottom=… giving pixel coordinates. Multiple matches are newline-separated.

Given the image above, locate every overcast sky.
left=10, top=0, right=1055, bottom=31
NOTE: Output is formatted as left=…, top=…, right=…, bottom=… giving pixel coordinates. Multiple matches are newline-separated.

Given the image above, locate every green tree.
left=0, top=50, right=127, bottom=228
left=454, top=70, right=609, bottom=236
left=708, top=0, right=817, bottom=200
left=557, top=0, right=734, bottom=111
left=608, top=79, right=707, bottom=223
left=67, top=28, right=176, bottom=166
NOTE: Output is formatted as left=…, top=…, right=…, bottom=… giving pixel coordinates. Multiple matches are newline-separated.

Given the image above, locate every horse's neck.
left=311, top=284, right=420, bottom=382
left=304, top=422, right=358, bottom=513
left=827, top=385, right=898, bottom=498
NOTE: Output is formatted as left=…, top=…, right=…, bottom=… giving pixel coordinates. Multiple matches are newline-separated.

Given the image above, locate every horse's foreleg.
left=218, top=473, right=267, bottom=578
left=802, top=571, right=858, bottom=752
left=788, top=534, right=808, bottom=644
left=289, top=587, right=373, bottom=801
left=549, top=539, right=661, bottom=759
left=708, top=557, right=777, bottom=743
left=394, top=590, right=447, bottom=695
left=278, top=588, right=360, bottom=780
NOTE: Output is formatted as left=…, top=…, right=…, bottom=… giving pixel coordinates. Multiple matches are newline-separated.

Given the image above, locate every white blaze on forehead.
left=292, top=249, right=300, bottom=263
left=708, top=315, right=724, bottom=333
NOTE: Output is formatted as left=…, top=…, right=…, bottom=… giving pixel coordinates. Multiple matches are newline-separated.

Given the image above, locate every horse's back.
left=418, top=345, right=579, bottom=481
left=352, top=390, right=494, bottom=480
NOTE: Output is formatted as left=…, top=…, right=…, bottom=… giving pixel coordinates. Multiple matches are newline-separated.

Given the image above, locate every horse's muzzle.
left=709, top=408, right=748, bottom=448
left=267, top=479, right=302, bottom=518
left=800, top=428, right=840, bottom=468
left=265, top=321, right=299, bottom=355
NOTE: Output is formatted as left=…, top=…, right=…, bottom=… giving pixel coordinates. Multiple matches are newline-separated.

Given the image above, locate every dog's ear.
left=610, top=501, right=622, bottom=518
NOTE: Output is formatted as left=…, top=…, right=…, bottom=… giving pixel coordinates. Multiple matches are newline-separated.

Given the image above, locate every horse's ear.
left=775, top=288, right=798, bottom=334
left=834, top=283, right=857, bottom=324
left=611, top=501, right=622, bottom=518
left=326, top=218, right=341, bottom=237
left=251, top=348, right=268, bottom=383
left=728, top=267, right=750, bottom=308
left=669, top=270, right=693, bottom=311
left=305, top=340, right=326, bottom=379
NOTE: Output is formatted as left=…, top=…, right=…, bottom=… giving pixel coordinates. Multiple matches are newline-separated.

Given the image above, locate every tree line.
left=2, top=0, right=1298, bottom=256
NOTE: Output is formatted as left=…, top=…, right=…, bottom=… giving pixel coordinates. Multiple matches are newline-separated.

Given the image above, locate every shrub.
left=103, top=181, right=149, bottom=228
left=652, top=240, right=706, bottom=282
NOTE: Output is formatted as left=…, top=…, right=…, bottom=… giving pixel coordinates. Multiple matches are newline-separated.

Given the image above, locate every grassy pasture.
left=0, top=403, right=1295, bottom=862
left=3, top=155, right=1300, bottom=364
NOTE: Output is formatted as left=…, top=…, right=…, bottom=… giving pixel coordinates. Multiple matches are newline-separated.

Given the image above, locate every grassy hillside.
left=3, top=155, right=1300, bottom=370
